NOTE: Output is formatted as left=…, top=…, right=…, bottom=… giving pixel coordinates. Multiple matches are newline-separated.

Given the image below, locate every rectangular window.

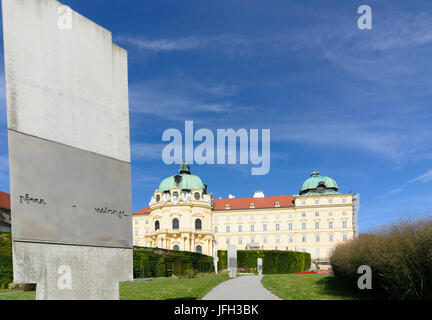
left=315, top=200, right=319, bottom=204
left=302, top=236, right=307, bottom=242
left=302, top=222, right=306, bottom=230
left=343, top=234, right=348, bottom=241
left=316, top=248, right=320, bottom=255
left=343, top=210, right=347, bottom=216
left=226, top=238, right=230, bottom=244
left=328, top=199, right=333, bottom=204
left=214, top=226, right=219, bottom=233
left=250, top=225, right=255, bottom=232
left=316, top=235, right=320, bottom=242
left=263, top=224, right=267, bottom=231
left=315, top=211, right=319, bottom=217
left=328, top=211, right=333, bottom=216
left=276, top=238, right=280, bottom=243
left=134, top=230, right=138, bottom=236
left=329, top=248, right=333, bottom=255
left=226, top=226, right=230, bottom=233
left=288, top=223, right=293, bottom=231
left=329, top=221, right=333, bottom=229
left=289, top=236, right=293, bottom=243
left=301, top=200, right=306, bottom=205
left=302, top=212, right=306, bottom=217
left=134, top=220, right=138, bottom=225
left=263, top=237, right=267, bottom=244
left=238, top=238, right=242, bottom=244
left=342, top=221, right=347, bottom=228
left=276, top=223, right=280, bottom=231
left=315, top=222, right=319, bottom=229
left=238, top=225, right=242, bottom=232
left=251, top=237, right=255, bottom=243
left=342, top=198, right=347, bottom=204
left=215, top=239, right=218, bottom=245
left=329, top=234, right=333, bottom=242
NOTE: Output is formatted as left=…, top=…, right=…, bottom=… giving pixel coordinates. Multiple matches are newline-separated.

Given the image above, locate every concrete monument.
left=213, top=251, right=219, bottom=275
left=257, top=258, right=263, bottom=276
left=2, top=0, right=133, bottom=299
left=227, top=245, right=237, bottom=278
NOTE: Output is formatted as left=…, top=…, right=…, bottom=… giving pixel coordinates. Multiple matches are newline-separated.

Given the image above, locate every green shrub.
left=331, top=217, right=432, bottom=300
left=133, top=246, right=214, bottom=278
left=217, top=249, right=310, bottom=274
left=0, top=232, right=13, bottom=289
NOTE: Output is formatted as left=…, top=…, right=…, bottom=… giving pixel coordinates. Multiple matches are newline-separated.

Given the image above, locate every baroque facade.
left=132, top=163, right=359, bottom=262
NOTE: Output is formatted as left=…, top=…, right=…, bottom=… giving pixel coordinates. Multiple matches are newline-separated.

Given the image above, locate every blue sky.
left=1, top=0, right=432, bottom=233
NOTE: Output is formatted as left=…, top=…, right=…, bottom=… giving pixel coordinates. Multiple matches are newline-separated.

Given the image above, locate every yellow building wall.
left=133, top=193, right=357, bottom=262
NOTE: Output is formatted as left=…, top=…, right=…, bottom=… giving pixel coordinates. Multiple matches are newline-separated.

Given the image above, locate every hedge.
left=133, top=246, right=214, bottom=278
left=217, top=250, right=311, bottom=274
left=331, top=217, right=432, bottom=300
left=0, top=232, right=13, bottom=289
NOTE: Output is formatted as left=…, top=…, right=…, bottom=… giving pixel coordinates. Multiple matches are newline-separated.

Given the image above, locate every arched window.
left=172, top=218, right=179, bottom=230
left=195, top=219, right=202, bottom=230
left=196, top=245, right=202, bottom=253
left=155, top=220, right=160, bottom=231
left=173, top=245, right=180, bottom=251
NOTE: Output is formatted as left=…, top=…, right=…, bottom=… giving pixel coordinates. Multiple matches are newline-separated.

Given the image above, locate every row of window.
left=300, top=198, right=348, bottom=205
left=214, top=210, right=349, bottom=221
left=154, top=218, right=202, bottom=231
left=214, top=221, right=349, bottom=233
left=154, top=191, right=202, bottom=203
left=215, top=234, right=348, bottom=245
left=173, top=244, right=202, bottom=253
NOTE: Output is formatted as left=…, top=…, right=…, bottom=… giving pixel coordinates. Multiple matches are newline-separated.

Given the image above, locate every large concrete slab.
left=2, top=0, right=130, bottom=162
left=2, top=0, right=133, bottom=299
left=9, top=131, right=132, bottom=248
left=13, top=242, right=133, bottom=300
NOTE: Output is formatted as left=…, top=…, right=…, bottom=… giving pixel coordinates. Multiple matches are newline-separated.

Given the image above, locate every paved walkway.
left=202, top=275, right=281, bottom=300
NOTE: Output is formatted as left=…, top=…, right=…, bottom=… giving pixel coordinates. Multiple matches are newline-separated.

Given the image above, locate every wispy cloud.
left=410, top=169, right=432, bottom=183
left=129, top=76, right=252, bottom=120
left=116, top=34, right=251, bottom=52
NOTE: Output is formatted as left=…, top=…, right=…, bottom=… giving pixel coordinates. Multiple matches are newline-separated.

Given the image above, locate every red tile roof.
left=0, top=191, right=10, bottom=211
left=132, top=195, right=295, bottom=215
left=213, top=195, right=294, bottom=211
left=133, top=206, right=150, bottom=215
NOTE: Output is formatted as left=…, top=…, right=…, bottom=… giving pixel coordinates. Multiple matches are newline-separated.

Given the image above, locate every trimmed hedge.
left=331, top=217, right=432, bottom=300
left=217, top=250, right=311, bottom=274
left=0, top=232, right=13, bottom=288
left=133, top=246, right=214, bottom=278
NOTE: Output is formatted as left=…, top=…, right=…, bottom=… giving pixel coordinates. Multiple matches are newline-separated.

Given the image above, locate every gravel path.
left=202, top=275, right=281, bottom=300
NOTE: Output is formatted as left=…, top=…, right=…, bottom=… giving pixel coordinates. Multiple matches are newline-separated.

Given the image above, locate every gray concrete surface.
left=13, top=242, right=133, bottom=300
left=202, top=275, right=281, bottom=300
left=2, top=0, right=132, bottom=300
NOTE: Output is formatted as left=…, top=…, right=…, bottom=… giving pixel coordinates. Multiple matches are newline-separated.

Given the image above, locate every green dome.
left=158, top=162, right=204, bottom=192
left=299, top=170, right=339, bottom=195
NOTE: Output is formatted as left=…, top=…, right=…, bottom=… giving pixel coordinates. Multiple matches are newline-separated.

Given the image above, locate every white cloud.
left=410, top=169, right=432, bottom=183
left=115, top=34, right=250, bottom=52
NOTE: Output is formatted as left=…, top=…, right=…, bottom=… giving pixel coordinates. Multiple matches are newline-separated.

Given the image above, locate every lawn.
left=0, top=274, right=229, bottom=300
left=261, top=274, right=369, bottom=300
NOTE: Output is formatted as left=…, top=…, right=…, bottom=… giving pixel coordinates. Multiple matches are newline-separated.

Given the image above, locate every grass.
left=0, top=273, right=229, bottom=300
left=0, top=288, right=35, bottom=300
left=261, top=274, right=371, bottom=300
